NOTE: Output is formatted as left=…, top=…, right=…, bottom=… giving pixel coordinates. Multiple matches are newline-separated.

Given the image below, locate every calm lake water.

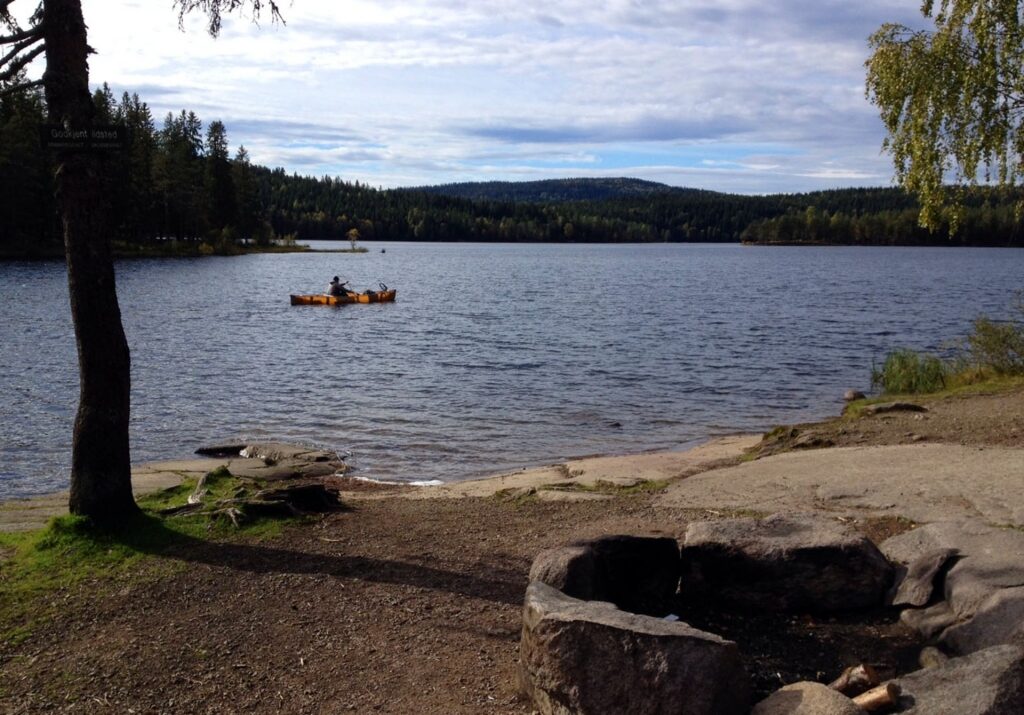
left=1, top=242, right=1022, bottom=499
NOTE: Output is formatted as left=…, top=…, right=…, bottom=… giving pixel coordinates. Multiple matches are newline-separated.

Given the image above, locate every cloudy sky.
left=60, top=1, right=926, bottom=192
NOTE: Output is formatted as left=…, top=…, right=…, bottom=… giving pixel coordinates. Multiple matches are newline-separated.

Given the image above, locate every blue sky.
left=51, top=1, right=926, bottom=192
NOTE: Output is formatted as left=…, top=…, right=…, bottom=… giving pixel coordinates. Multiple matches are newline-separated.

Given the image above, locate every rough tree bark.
left=43, top=0, right=139, bottom=525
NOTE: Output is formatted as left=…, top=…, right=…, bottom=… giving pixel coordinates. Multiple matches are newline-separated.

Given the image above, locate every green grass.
left=871, top=348, right=948, bottom=394
left=0, top=468, right=300, bottom=648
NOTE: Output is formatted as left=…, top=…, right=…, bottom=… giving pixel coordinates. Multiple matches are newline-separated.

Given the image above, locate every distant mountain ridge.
left=410, top=177, right=714, bottom=203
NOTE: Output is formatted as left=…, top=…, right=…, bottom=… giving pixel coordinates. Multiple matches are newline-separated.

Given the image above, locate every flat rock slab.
left=656, top=444, right=1024, bottom=526
left=752, top=682, right=863, bottom=715
left=414, top=435, right=760, bottom=499
left=883, top=520, right=1024, bottom=653
left=680, top=513, right=893, bottom=612
left=896, top=645, right=1024, bottom=714
left=520, top=581, right=750, bottom=715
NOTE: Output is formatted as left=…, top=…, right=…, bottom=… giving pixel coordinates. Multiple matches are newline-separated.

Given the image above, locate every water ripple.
left=1, top=243, right=1023, bottom=497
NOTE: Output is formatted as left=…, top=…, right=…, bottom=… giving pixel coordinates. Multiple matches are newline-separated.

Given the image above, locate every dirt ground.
left=755, top=387, right=1024, bottom=455
left=1, top=385, right=1021, bottom=714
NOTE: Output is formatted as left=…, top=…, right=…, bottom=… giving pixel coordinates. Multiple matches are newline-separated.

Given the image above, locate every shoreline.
left=5, top=380, right=1024, bottom=531
left=0, top=434, right=761, bottom=532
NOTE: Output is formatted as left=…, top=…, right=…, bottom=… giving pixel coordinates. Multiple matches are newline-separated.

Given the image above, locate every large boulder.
left=882, top=520, right=1024, bottom=653
left=751, top=682, right=863, bottom=715
left=942, top=587, right=1024, bottom=655
left=529, top=535, right=680, bottom=615
left=680, top=513, right=894, bottom=612
left=529, top=544, right=596, bottom=600
left=896, top=645, right=1024, bottom=714
left=888, top=548, right=958, bottom=607
left=519, top=582, right=750, bottom=715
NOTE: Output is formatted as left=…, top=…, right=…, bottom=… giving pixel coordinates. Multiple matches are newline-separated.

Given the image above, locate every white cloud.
left=60, top=0, right=927, bottom=192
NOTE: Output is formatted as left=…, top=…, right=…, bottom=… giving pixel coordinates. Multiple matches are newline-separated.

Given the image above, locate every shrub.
left=965, top=315, right=1024, bottom=375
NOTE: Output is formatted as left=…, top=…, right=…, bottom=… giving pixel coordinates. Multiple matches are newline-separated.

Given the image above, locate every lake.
left=1, top=242, right=1022, bottom=499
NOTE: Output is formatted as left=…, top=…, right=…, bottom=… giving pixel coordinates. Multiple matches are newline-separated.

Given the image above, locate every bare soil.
left=1, top=386, right=1021, bottom=714
left=754, top=386, right=1024, bottom=458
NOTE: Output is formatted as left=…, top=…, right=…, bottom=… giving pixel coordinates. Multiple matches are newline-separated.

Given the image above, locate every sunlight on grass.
left=0, top=468, right=298, bottom=648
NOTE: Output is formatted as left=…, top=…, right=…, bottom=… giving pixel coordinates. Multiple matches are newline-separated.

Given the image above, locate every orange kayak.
left=290, top=294, right=352, bottom=306
left=344, top=289, right=397, bottom=304
left=290, top=288, right=397, bottom=306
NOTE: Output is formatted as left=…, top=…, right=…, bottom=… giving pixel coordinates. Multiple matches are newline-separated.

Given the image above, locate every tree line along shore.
left=3, top=84, right=1024, bottom=259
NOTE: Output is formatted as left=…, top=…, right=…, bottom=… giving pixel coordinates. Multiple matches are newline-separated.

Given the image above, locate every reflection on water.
left=1, top=242, right=1021, bottom=497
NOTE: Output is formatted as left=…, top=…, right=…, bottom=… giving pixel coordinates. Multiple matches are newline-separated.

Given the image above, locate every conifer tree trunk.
left=43, top=0, right=138, bottom=524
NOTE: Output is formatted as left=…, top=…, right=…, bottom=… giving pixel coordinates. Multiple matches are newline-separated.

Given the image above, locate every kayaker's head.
left=332, top=276, right=339, bottom=282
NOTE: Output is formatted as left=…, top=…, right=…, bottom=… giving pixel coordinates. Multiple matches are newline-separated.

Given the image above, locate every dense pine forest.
left=2, top=83, right=1023, bottom=256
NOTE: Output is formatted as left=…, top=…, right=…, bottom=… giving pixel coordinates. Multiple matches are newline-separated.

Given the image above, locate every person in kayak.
left=327, top=276, right=349, bottom=296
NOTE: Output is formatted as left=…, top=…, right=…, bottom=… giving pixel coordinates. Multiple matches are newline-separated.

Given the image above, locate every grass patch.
left=0, top=514, right=170, bottom=647
left=871, top=348, right=948, bottom=394
left=0, top=468, right=299, bottom=648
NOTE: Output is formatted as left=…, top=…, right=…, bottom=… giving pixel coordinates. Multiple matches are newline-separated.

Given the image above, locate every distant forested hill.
left=410, top=177, right=680, bottom=202
left=2, top=82, right=1022, bottom=255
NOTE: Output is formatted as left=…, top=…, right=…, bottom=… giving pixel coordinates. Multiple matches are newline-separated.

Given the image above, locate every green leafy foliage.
left=866, top=1, right=1024, bottom=230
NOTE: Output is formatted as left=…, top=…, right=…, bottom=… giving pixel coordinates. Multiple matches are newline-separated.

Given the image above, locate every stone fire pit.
left=519, top=514, right=1024, bottom=715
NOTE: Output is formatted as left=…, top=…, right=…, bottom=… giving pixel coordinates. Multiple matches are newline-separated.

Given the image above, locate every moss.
left=541, top=479, right=670, bottom=496
left=494, top=487, right=540, bottom=507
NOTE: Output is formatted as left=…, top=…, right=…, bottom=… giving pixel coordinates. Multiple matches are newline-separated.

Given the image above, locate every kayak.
left=289, top=286, right=397, bottom=306
left=344, top=288, right=397, bottom=304
left=289, top=294, right=353, bottom=306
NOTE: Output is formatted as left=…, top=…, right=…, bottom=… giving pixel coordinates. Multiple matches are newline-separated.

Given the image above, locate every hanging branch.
left=173, top=0, right=284, bottom=37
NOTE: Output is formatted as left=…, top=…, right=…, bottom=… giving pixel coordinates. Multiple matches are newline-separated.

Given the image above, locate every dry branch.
left=829, top=663, right=880, bottom=695
left=187, top=472, right=210, bottom=505
left=852, top=682, right=901, bottom=711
